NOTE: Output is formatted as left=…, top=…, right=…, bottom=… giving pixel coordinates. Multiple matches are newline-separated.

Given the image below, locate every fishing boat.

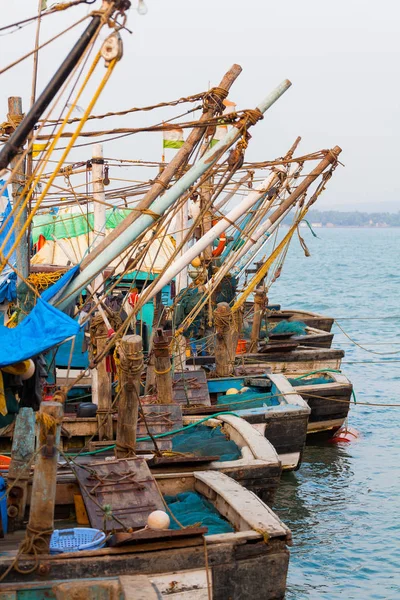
left=183, top=370, right=352, bottom=437
left=180, top=373, right=310, bottom=470
left=59, top=407, right=283, bottom=504
left=1, top=466, right=292, bottom=599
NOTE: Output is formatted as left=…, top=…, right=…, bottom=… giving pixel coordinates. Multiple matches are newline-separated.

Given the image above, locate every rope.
left=334, top=321, right=400, bottom=355
left=154, top=364, right=172, bottom=375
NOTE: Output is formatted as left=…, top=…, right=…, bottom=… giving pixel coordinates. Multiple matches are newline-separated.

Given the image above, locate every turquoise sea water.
left=270, top=228, right=400, bottom=599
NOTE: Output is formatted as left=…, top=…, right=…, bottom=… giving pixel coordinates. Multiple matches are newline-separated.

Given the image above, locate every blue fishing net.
left=289, top=376, right=335, bottom=387
left=165, top=491, right=234, bottom=535
left=171, top=424, right=241, bottom=462
left=216, top=389, right=280, bottom=411
left=269, top=320, right=307, bottom=336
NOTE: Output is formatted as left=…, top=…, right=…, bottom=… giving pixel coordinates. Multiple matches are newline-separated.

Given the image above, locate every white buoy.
left=240, top=386, right=250, bottom=394
left=226, top=388, right=239, bottom=395
left=21, top=359, right=35, bottom=381
left=147, top=510, right=170, bottom=530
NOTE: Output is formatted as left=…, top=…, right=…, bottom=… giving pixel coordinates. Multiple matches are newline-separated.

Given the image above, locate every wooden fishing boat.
left=62, top=409, right=283, bottom=505
left=266, top=307, right=334, bottom=333
left=1, top=469, right=291, bottom=600
left=244, top=371, right=352, bottom=435
left=202, top=370, right=352, bottom=437
left=286, top=370, right=352, bottom=435
left=181, top=373, right=310, bottom=471
left=1, top=403, right=282, bottom=505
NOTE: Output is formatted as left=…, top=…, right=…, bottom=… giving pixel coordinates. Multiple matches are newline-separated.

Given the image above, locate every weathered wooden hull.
left=1, top=471, right=291, bottom=600
left=293, top=372, right=353, bottom=435
left=228, top=371, right=353, bottom=436
left=187, top=346, right=344, bottom=376
left=268, top=309, right=334, bottom=333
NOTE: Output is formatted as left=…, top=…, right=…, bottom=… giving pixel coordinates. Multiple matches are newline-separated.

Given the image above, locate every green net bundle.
left=165, top=491, right=235, bottom=535
left=269, top=320, right=307, bottom=336
left=171, top=424, right=241, bottom=462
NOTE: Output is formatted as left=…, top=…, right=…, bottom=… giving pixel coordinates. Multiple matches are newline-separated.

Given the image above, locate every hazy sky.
left=1, top=0, right=399, bottom=212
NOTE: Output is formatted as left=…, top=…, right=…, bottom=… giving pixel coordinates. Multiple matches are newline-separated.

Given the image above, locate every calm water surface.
left=270, top=228, right=400, bottom=599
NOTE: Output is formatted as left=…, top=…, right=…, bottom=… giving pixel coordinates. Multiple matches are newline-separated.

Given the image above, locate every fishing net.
left=165, top=491, right=234, bottom=535
left=289, top=376, right=335, bottom=387
left=269, top=320, right=307, bottom=336
left=171, top=424, right=241, bottom=462
left=216, top=389, right=280, bottom=411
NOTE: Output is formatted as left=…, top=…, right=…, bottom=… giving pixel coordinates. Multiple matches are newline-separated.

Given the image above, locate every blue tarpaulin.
left=0, top=266, right=80, bottom=367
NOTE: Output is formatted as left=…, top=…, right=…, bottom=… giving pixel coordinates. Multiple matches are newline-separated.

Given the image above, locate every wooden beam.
left=115, top=335, right=143, bottom=458
left=214, top=302, right=234, bottom=377
left=153, top=328, right=173, bottom=404
left=7, top=407, right=36, bottom=530
left=24, top=401, right=63, bottom=553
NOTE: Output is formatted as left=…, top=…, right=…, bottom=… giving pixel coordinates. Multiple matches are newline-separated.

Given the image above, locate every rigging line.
left=41, top=94, right=207, bottom=126
left=52, top=105, right=203, bottom=150
left=34, top=109, right=234, bottom=141
left=334, top=320, right=400, bottom=355
left=0, top=0, right=94, bottom=35
left=0, top=15, right=89, bottom=77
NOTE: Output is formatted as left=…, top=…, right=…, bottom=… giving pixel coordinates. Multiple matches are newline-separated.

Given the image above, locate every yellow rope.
left=154, top=364, right=172, bottom=375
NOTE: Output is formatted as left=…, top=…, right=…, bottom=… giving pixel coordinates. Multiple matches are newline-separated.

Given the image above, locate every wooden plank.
left=110, top=527, right=208, bottom=547
left=172, top=371, right=211, bottom=407
left=150, top=569, right=210, bottom=598
left=214, top=414, right=280, bottom=464
left=193, top=470, right=291, bottom=541
left=74, top=457, right=164, bottom=532
left=267, top=374, right=309, bottom=408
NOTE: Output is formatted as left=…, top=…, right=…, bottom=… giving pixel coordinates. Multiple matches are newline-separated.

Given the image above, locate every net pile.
left=165, top=491, right=235, bottom=535
left=172, top=424, right=241, bottom=462
left=269, top=320, right=307, bottom=336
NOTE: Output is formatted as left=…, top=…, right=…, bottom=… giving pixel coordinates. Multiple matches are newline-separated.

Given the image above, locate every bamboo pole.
left=153, top=329, right=173, bottom=404
left=24, top=401, right=63, bottom=554
left=214, top=302, right=234, bottom=377
left=115, top=335, right=143, bottom=458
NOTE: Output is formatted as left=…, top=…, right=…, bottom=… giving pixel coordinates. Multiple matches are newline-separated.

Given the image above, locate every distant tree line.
left=284, top=209, right=400, bottom=227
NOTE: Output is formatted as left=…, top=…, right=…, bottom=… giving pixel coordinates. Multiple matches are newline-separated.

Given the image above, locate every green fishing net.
left=165, top=491, right=234, bottom=535
left=171, top=424, right=241, bottom=462
left=269, top=320, right=307, bottom=336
